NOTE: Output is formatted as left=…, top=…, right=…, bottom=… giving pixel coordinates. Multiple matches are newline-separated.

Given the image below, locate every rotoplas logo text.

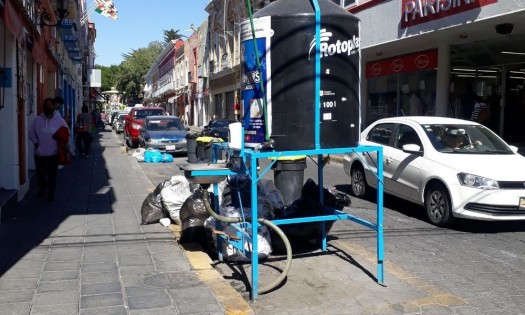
left=308, top=29, right=360, bottom=60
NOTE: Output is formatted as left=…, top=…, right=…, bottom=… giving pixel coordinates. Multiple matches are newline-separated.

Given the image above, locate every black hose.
left=202, top=189, right=292, bottom=294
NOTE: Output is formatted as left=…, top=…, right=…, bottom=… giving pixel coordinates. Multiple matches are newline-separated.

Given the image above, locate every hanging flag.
left=93, top=0, right=118, bottom=20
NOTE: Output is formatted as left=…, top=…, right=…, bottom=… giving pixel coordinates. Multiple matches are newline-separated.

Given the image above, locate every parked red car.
left=124, top=107, right=165, bottom=147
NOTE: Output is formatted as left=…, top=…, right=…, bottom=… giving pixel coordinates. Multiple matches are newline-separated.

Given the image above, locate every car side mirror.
left=185, top=127, right=190, bottom=131
left=204, top=125, right=209, bottom=129
left=402, top=144, right=423, bottom=155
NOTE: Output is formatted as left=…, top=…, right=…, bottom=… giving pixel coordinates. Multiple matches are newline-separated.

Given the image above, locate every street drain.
left=139, top=272, right=202, bottom=289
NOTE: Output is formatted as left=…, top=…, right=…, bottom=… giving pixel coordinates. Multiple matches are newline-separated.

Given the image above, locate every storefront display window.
left=366, top=70, right=436, bottom=125
left=365, top=49, right=438, bottom=126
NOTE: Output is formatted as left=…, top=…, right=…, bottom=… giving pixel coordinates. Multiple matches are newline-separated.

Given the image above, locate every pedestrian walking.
left=75, top=105, right=95, bottom=157
left=28, top=98, right=69, bottom=202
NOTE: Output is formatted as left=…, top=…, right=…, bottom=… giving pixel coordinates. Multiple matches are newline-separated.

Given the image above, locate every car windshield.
left=117, top=114, right=126, bottom=121
left=422, top=123, right=513, bottom=154
left=147, top=119, right=183, bottom=131
left=134, top=110, right=164, bottom=119
left=209, top=119, right=231, bottom=128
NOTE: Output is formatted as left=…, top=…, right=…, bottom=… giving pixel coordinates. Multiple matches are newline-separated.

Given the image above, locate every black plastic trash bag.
left=220, top=175, right=252, bottom=209
left=141, top=180, right=170, bottom=225
left=179, top=190, right=213, bottom=251
left=271, top=178, right=349, bottom=253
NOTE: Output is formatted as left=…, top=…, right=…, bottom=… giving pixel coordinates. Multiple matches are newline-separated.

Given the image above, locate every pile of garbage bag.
left=140, top=176, right=225, bottom=226
left=132, top=148, right=174, bottom=163
left=140, top=173, right=351, bottom=262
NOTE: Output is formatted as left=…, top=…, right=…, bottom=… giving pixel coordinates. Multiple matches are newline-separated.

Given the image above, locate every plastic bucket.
left=271, top=157, right=307, bottom=206
left=197, top=137, right=223, bottom=162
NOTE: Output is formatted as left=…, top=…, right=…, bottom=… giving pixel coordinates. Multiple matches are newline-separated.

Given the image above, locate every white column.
left=435, top=43, right=450, bottom=117
left=499, top=66, right=507, bottom=136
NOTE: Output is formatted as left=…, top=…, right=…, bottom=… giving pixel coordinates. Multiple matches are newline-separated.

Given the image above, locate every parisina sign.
left=401, top=0, right=498, bottom=29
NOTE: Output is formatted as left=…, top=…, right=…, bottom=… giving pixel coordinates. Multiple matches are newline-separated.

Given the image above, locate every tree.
left=163, top=28, right=182, bottom=44
left=96, top=64, right=121, bottom=93
left=114, top=41, right=164, bottom=101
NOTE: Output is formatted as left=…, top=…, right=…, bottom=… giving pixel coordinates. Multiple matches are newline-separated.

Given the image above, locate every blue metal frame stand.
left=188, top=143, right=385, bottom=300
left=245, top=146, right=384, bottom=299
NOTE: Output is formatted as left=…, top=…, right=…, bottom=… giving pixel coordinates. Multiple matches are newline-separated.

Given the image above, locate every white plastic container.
left=229, top=122, right=243, bottom=150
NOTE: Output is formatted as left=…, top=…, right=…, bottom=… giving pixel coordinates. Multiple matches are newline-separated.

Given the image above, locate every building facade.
left=195, top=20, right=210, bottom=127
left=141, top=0, right=525, bottom=146
left=350, top=0, right=525, bottom=143
left=1, top=0, right=90, bottom=204
left=205, top=0, right=244, bottom=122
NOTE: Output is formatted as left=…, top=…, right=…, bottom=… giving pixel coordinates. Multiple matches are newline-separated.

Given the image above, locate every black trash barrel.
left=204, top=138, right=224, bottom=162
left=196, top=136, right=210, bottom=162
left=186, top=134, right=198, bottom=163
left=271, top=156, right=307, bottom=206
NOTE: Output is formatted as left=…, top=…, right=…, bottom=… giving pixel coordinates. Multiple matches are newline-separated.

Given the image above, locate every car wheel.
left=350, top=164, right=369, bottom=198
left=425, top=183, right=456, bottom=227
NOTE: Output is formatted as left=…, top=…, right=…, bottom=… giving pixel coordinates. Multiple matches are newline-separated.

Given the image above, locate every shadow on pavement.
left=0, top=134, right=116, bottom=277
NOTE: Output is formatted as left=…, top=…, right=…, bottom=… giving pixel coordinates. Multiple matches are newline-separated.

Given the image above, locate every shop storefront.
left=365, top=49, right=438, bottom=125
left=353, top=0, right=525, bottom=143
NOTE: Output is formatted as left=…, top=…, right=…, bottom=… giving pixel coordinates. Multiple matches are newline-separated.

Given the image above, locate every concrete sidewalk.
left=0, top=129, right=242, bottom=314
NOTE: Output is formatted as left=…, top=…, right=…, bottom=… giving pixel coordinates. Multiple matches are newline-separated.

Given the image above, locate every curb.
left=168, top=225, right=254, bottom=315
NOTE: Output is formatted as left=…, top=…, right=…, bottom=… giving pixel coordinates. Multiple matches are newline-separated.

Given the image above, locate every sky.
left=91, top=0, right=209, bottom=67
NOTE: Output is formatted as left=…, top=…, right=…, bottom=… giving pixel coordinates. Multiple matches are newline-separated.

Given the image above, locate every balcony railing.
left=152, top=81, right=175, bottom=98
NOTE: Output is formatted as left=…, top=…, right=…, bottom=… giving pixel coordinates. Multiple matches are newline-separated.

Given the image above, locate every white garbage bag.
left=132, top=148, right=146, bottom=162
left=161, top=175, right=193, bottom=225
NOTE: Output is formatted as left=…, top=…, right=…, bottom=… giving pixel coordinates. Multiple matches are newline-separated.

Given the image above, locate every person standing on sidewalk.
left=75, top=105, right=94, bottom=157
left=29, top=98, right=69, bottom=201
left=54, top=96, right=64, bottom=117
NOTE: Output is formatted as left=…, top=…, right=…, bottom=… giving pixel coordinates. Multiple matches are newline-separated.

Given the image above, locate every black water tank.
left=240, top=0, right=360, bottom=151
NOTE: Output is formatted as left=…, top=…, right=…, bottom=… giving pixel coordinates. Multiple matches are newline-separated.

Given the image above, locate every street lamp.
left=40, top=0, right=70, bottom=28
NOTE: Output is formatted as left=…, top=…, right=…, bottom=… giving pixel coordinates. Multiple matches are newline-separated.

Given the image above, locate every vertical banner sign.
left=240, top=17, right=271, bottom=146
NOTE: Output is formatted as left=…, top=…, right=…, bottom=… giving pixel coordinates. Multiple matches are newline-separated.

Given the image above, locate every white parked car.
left=343, top=116, right=525, bottom=227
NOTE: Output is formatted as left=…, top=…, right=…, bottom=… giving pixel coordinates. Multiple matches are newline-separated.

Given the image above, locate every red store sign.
left=366, top=49, right=438, bottom=78
left=401, top=0, right=498, bottom=29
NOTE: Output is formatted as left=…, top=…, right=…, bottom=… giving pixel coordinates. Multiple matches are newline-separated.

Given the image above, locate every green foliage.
left=95, top=39, right=165, bottom=104
left=163, top=29, right=182, bottom=44
left=105, top=41, right=164, bottom=101
left=96, top=64, right=120, bottom=92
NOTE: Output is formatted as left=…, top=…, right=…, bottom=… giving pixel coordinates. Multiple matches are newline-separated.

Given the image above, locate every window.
left=367, top=69, right=437, bottom=125
left=422, top=124, right=512, bottom=154
left=135, top=110, right=164, bottom=119
left=366, top=123, right=394, bottom=145
left=396, top=125, right=422, bottom=149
